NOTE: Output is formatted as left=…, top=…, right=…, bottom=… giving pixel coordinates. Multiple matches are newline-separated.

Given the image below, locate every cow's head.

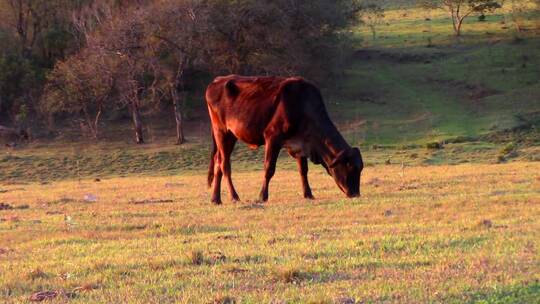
left=329, top=147, right=363, bottom=198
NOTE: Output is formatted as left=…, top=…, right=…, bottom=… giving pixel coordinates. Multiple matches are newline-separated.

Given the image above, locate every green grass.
left=1, top=163, right=539, bottom=303
left=340, top=9, right=540, bottom=146
left=0, top=6, right=539, bottom=303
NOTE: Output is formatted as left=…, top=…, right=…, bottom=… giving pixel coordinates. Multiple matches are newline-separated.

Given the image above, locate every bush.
left=426, top=142, right=443, bottom=150
left=500, top=142, right=517, bottom=155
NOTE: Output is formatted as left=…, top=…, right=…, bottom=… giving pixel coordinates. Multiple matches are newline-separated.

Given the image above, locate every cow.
left=206, top=75, right=363, bottom=204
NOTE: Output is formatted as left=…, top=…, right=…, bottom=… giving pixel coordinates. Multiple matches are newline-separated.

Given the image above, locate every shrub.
left=426, top=142, right=443, bottom=150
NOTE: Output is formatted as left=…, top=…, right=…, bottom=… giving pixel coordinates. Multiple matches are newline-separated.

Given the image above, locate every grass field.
left=1, top=163, right=539, bottom=303
left=1, top=4, right=539, bottom=304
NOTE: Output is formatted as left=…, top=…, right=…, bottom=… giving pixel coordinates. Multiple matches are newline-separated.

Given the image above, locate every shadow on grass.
left=447, top=282, right=540, bottom=304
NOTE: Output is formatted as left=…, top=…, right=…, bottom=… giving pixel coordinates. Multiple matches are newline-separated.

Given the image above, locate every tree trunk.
left=82, top=107, right=98, bottom=139
left=456, top=18, right=463, bottom=36
left=93, top=105, right=102, bottom=139
left=130, top=102, right=144, bottom=144
left=171, top=84, right=184, bottom=145
left=450, top=10, right=459, bottom=35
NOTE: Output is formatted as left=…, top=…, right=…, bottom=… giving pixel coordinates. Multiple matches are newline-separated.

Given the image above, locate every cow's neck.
left=312, top=120, right=350, bottom=166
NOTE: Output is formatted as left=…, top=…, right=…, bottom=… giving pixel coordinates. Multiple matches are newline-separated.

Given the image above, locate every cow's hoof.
left=256, top=196, right=268, bottom=204
left=211, top=199, right=222, bottom=205
left=304, top=194, right=315, bottom=200
left=231, top=194, right=241, bottom=202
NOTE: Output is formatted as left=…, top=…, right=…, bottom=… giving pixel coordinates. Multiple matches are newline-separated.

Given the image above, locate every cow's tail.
left=207, top=129, right=217, bottom=188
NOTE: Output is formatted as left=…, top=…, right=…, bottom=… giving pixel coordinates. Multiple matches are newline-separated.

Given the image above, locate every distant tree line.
left=0, top=0, right=362, bottom=144
left=2, top=0, right=535, bottom=144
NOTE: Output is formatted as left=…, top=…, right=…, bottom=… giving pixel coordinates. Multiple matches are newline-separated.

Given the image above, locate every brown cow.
left=206, top=75, right=363, bottom=204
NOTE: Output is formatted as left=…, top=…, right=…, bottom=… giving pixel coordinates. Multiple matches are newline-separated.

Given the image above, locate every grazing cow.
left=206, top=75, right=363, bottom=204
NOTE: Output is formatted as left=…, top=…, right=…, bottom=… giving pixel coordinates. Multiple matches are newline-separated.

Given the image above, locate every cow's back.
left=206, top=75, right=287, bottom=146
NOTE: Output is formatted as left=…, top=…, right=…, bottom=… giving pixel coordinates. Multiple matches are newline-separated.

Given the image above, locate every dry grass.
left=1, top=162, right=539, bottom=303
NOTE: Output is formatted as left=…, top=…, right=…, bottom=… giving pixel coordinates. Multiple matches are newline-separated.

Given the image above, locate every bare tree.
left=420, top=0, right=501, bottom=36
left=145, top=0, right=211, bottom=144
left=94, top=6, right=149, bottom=144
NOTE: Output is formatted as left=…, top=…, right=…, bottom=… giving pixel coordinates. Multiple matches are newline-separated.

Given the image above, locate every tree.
left=41, top=49, right=115, bottom=139
left=501, top=0, right=532, bottom=34
left=145, top=0, right=211, bottom=144
left=420, top=0, right=501, bottom=36
left=203, top=0, right=361, bottom=79
left=82, top=4, right=153, bottom=144
left=40, top=0, right=362, bottom=144
left=0, top=0, right=80, bottom=61
left=0, top=0, right=115, bottom=128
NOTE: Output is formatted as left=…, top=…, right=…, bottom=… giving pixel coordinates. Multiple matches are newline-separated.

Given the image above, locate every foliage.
left=42, top=49, right=116, bottom=138
left=37, top=0, right=362, bottom=142
left=0, top=53, right=43, bottom=124
left=203, top=0, right=361, bottom=78
left=419, top=0, right=502, bottom=35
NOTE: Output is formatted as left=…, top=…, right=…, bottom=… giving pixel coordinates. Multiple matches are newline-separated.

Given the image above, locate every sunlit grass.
left=1, top=163, right=539, bottom=303
left=357, top=3, right=540, bottom=48
left=0, top=5, right=539, bottom=303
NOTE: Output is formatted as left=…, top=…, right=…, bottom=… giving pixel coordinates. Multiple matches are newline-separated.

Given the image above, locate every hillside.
left=1, top=4, right=539, bottom=183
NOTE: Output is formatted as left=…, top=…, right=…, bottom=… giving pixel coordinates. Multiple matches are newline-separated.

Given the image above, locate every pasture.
left=1, top=2, right=539, bottom=303
left=1, top=162, right=539, bottom=303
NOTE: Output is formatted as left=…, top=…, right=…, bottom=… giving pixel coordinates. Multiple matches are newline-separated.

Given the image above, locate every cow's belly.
left=227, top=119, right=265, bottom=147
left=284, top=138, right=310, bottom=158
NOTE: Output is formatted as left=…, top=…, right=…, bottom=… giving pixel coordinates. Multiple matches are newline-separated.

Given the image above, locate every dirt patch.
left=1, top=202, right=29, bottom=210
left=165, top=183, right=184, bottom=188
left=29, top=290, right=60, bottom=302
left=238, top=202, right=265, bottom=210
left=425, top=77, right=501, bottom=101
left=0, top=248, right=12, bottom=255
left=0, top=203, right=13, bottom=210
left=46, top=211, right=64, bottom=215
left=0, top=188, right=25, bottom=193
left=384, top=210, right=394, bottom=217
left=44, top=197, right=77, bottom=205
left=128, top=199, right=174, bottom=205
left=397, top=184, right=420, bottom=191
left=224, top=267, right=248, bottom=274
left=468, top=85, right=500, bottom=100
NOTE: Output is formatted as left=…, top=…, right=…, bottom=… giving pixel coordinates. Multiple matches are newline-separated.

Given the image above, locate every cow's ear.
left=330, top=150, right=348, bottom=168
left=225, top=80, right=240, bottom=98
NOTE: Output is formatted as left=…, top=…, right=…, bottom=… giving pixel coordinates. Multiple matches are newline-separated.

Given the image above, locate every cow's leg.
left=211, top=154, right=223, bottom=205
left=221, top=132, right=240, bottom=202
left=211, top=151, right=223, bottom=204
left=296, top=157, right=314, bottom=199
left=259, top=138, right=282, bottom=202
left=210, top=130, right=225, bottom=205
